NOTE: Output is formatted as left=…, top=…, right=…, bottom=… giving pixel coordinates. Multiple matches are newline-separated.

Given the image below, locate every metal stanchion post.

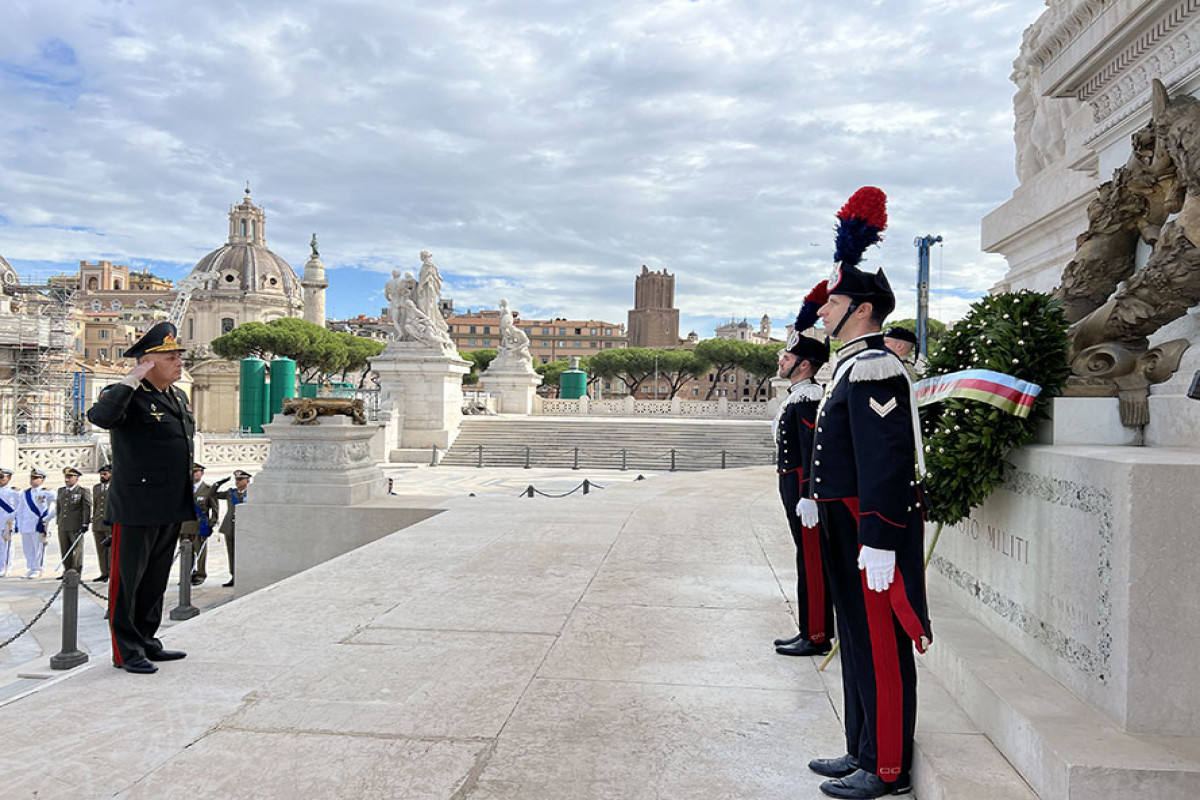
left=670, top=449, right=677, bottom=472
left=430, top=444, right=439, bottom=466
left=524, top=485, right=535, bottom=498
left=721, top=450, right=727, bottom=469
left=573, top=447, right=579, bottom=470
left=169, top=539, right=199, bottom=621
left=583, top=479, right=591, bottom=495
left=477, top=444, right=484, bottom=468
left=524, top=446, right=531, bottom=469
left=50, top=569, right=88, bottom=670
left=621, top=448, right=627, bottom=471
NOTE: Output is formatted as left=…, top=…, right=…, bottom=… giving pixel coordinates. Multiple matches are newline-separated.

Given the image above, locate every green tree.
left=743, top=341, right=786, bottom=399
left=459, top=349, right=498, bottom=386
left=536, top=359, right=570, bottom=396
left=653, top=349, right=707, bottom=399
left=587, top=348, right=659, bottom=396
left=693, top=338, right=752, bottom=399
left=211, top=318, right=382, bottom=384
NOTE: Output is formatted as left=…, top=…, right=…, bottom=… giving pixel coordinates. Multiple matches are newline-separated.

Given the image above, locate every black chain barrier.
left=79, top=581, right=108, bottom=601
left=517, top=479, right=608, bottom=498
left=0, top=582, right=65, bottom=651
left=471, top=443, right=765, bottom=472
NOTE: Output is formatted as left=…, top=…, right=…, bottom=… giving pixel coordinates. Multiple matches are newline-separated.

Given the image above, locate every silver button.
left=814, top=460, right=820, bottom=466
left=817, top=427, right=823, bottom=433
left=817, top=445, right=822, bottom=450
left=815, top=478, right=821, bottom=483
left=813, top=493, right=819, bottom=499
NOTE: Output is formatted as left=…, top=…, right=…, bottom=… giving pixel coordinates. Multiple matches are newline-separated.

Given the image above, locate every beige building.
left=448, top=308, right=627, bottom=364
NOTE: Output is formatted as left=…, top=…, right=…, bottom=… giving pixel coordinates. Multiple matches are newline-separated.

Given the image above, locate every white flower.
left=1018, top=340, right=1025, bottom=345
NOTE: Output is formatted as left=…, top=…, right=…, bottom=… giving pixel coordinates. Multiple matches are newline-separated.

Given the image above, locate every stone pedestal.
left=237, top=415, right=441, bottom=594
left=371, top=342, right=470, bottom=453
left=1037, top=397, right=1141, bottom=446
left=479, top=363, right=542, bottom=414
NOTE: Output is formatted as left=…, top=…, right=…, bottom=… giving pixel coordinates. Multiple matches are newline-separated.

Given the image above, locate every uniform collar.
left=787, top=377, right=816, bottom=393
left=834, top=332, right=885, bottom=365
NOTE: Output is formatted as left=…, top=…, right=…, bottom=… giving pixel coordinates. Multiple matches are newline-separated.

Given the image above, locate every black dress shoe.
left=114, top=657, right=158, bottom=674
left=145, top=648, right=187, bottom=661
left=92, top=576, right=108, bottom=583
left=820, top=769, right=910, bottom=798
left=809, top=754, right=860, bottom=778
left=190, top=575, right=205, bottom=586
left=221, top=579, right=234, bottom=587
left=775, top=638, right=832, bottom=657
left=774, top=631, right=804, bottom=647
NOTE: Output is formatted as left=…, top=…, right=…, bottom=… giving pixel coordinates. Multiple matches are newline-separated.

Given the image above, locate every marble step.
left=920, top=583, right=1200, bottom=799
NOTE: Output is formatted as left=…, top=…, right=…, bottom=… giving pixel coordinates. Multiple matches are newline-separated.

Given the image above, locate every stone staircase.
left=439, top=416, right=775, bottom=471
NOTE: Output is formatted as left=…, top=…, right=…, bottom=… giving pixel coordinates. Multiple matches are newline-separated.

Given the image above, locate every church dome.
left=186, top=187, right=303, bottom=304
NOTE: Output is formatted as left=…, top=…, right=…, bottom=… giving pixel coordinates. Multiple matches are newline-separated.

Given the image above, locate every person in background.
left=91, top=464, right=113, bottom=582
left=16, top=469, right=56, bottom=579
left=55, top=467, right=92, bottom=578
left=179, top=463, right=219, bottom=586
left=213, top=469, right=250, bottom=588
left=0, top=468, right=17, bottom=577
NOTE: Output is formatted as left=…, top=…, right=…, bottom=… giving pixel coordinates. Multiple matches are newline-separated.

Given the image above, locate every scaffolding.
left=2, top=285, right=79, bottom=440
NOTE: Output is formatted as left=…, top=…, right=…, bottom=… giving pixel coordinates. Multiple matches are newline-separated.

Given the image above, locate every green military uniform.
left=91, top=466, right=112, bottom=581
left=179, top=465, right=219, bottom=585
left=55, top=467, right=91, bottom=575
left=213, top=469, right=250, bottom=587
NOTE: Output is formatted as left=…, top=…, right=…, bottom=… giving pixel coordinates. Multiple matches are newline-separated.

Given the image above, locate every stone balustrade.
left=533, top=394, right=782, bottom=420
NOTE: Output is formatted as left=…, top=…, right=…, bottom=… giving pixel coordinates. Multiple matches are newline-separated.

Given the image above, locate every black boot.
left=819, top=769, right=910, bottom=798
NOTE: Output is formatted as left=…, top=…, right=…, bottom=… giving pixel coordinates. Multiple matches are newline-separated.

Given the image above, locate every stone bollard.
left=169, top=538, right=199, bottom=621
left=50, top=569, right=88, bottom=670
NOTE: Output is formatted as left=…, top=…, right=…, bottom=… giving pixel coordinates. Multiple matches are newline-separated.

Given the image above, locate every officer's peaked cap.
left=124, top=321, right=186, bottom=359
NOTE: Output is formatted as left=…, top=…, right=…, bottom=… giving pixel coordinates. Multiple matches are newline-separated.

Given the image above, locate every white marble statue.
left=384, top=267, right=454, bottom=352
left=493, top=298, right=533, bottom=370
left=417, top=251, right=452, bottom=340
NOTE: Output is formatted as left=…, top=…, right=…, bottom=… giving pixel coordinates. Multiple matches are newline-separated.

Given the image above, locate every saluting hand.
left=127, top=360, right=155, bottom=383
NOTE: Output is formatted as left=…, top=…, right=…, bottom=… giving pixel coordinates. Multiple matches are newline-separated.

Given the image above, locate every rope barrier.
left=0, top=582, right=65, bottom=651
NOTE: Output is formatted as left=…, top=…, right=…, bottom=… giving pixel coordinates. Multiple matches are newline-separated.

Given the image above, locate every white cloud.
left=0, top=0, right=1045, bottom=335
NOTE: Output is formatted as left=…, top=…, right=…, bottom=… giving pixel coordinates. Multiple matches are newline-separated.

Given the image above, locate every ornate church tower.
left=302, top=233, right=328, bottom=328
left=627, top=265, right=680, bottom=348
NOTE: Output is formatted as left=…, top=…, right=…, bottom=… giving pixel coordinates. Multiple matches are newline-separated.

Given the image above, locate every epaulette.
left=848, top=349, right=906, bottom=382
left=785, top=382, right=824, bottom=404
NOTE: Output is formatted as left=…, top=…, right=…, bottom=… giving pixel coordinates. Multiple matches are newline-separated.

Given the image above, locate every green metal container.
left=239, top=358, right=267, bottom=433
left=561, top=368, right=587, bottom=399
left=269, top=357, right=297, bottom=424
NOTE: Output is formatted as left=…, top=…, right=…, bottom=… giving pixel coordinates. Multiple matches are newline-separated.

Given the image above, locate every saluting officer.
left=86, top=321, right=194, bottom=674
left=806, top=188, right=931, bottom=799
left=91, top=464, right=113, bottom=582
left=772, top=284, right=834, bottom=657
left=55, top=467, right=92, bottom=577
left=212, top=469, right=250, bottom=588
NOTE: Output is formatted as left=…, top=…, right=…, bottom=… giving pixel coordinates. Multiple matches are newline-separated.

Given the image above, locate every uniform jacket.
left=775, top=379, right=823, bottom=498
left=85, top=379, right=195, bottom=526
left=15, top=487, right=57, bottom=534
left=214, top=486, right=246, bottom=535
left=811, top=332, right=931, bottom=649
left=180, top=481, right=219, bottom=538
left=0, top=485, right=17, bottom=533
left=91, top=482, right=111, bottom=533
left=56, top=484, right=92, bottom=533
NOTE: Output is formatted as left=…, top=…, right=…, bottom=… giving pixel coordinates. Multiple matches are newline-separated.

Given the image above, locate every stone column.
left=479, top=364, right=543, bottom=414
left=370, top=341, right=470, bottom=454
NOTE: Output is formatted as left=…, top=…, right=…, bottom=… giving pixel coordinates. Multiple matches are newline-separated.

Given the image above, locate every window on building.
left=590, top=328, right=597, bottom=335
left=86, top=277, right=98, bottom=291
left=187, top=317, right=194, bottom=340
left=111, top=299, right=122, bottom=311
left=483, top=326, right=490, bottom=334
left=221, top=317, right=235, bottom=334
left=692, top=387, right=699, bottom=396
left=99, top=348, right=108, bottom=360
left=575, top=341, right=582, bottom=348
left=99, top=329, right=109, bottom=339
left=541, top=356, right=549, bottom=364
left=559, top=340, right=567, bottom=347
left=469, top=338, right=477, bottom=346
left=589, top=341, right=598, bottom=348
left=84, top=348, right=89, bottom=359
left=606, top=328, right=613, bottom=336
left=574, top=328, right=582, bottom=335
left=241, top=219, right=247, bottom=237
left=542, top=327, right=550, bottom=335
left=91, top=300, right=101, bottom=312
left=559, top=327, right=567, bottom=336
left=469, top=325, right=477, bottom=334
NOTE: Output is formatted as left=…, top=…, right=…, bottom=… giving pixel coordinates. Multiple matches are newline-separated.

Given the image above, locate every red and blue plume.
left=793, top=280, right=828, bottom=333
left=833, top=186, right=888, bottom=267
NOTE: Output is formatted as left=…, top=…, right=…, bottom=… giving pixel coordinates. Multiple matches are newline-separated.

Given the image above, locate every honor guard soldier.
left=179, top=463, right=219, bottom=586
left=882, top=326, right=921, bottom=380
left=773, top=282, right=834, bottom=657
left=55, top=467, right=92, bottom=578
left=16, top=469, right=56, bottom=579
left=91, top=464, right=113, bottom=582
left=806, top=188, right=931, bottom=799
left=0, top=468, right=16, bottom=577
left=213, top=469, right=250, bottom=588
left=86, top=321, right=194, bottom=674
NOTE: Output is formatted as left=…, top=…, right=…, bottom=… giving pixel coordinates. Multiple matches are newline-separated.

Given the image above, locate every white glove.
left=797, top=497, right=819, bottom=528
left=857, top=545, right=896, bottom=593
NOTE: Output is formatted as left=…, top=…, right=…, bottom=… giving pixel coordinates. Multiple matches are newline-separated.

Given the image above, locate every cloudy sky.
left=0, top=0, right=1044, bottom=337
